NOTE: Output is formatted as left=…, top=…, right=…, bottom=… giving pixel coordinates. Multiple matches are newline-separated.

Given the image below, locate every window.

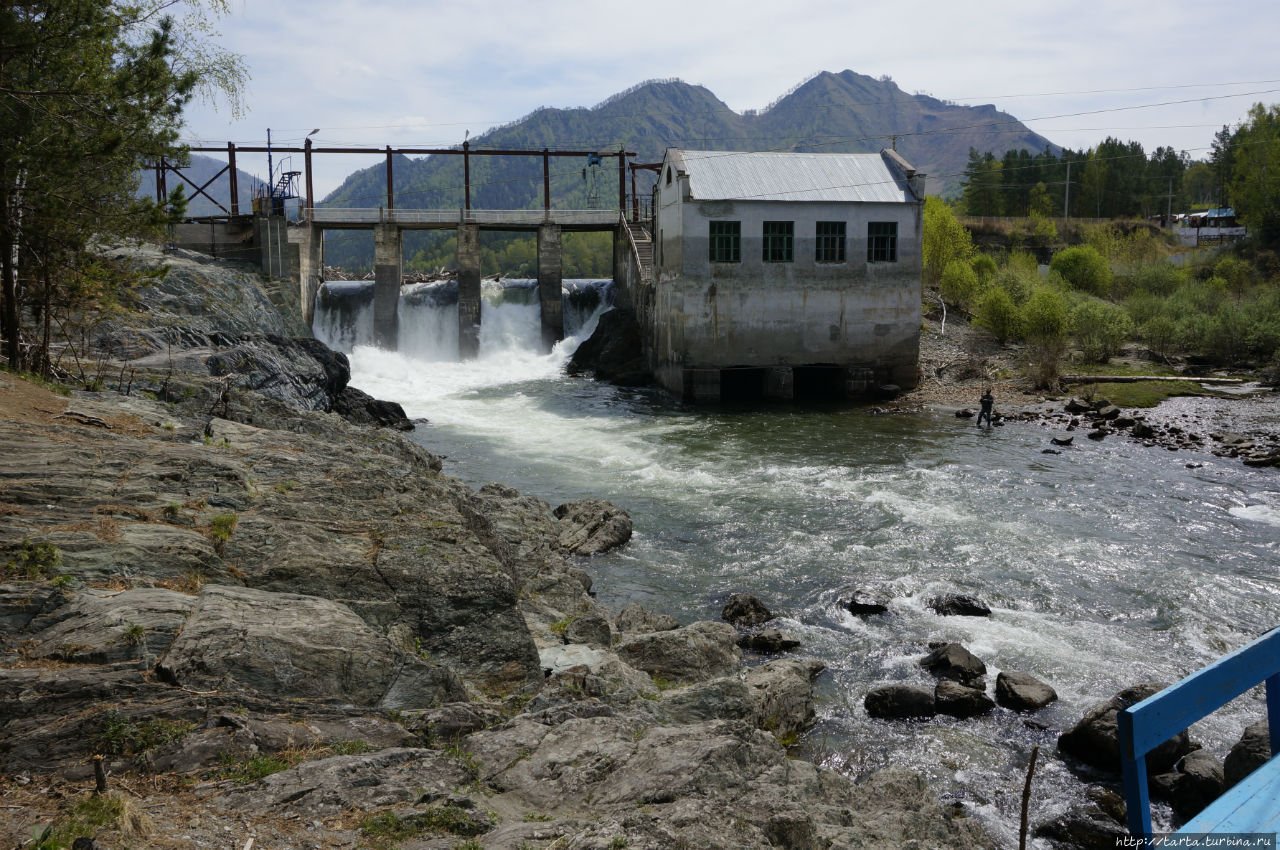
left=867, top=221, right=897, bottom=262
left=708, top=221, right=740, bottom=263
left=762, top=221, right=794, bottom=263
left=815, top=221, right=846, bottom=263
left=666, top=166, right=672, bottom=185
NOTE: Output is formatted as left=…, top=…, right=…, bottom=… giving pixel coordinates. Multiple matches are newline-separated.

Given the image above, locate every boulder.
left=553, top=499, right=633, bottom=556
left=1050, top=434, right=1074, bottom=447
left=1132, top=421, right=1156, bottom=439
left=737, top=628, right=801, bottom=653
left=721, top=593, right=772, bottom=627
left=563, top=612, right=613, bottom=648
left=613, top=603, right=679, bottom=634
left=1225, top=719, right=1271, bottom=787
left=1087, top=429, right=1108, bottom=441
left=955, top=408, right=975, bottom=419
left=934, top=680, right=994, bottom=719
left=842, top=589, right=891, bottom=616
left=920, top=643, right=987, bottom=686
left=995, top=671, right=1058, bottom=711
left=1098, top=405, right=1122, bottom=420
left=1035, top=792, right=1127, bottom=850
left=565, top=307, right=651, bottom=386
left=331, top=385, right=414, bottom=430
left=1058, top=683, right=1192, bottom=774
left=926, top=594, right=991, bottom=617
left=1152, top=750, right=1224, bottom=819
left=865, top=684, right=937, bottom=720
left=1064, top=398, right=1094, bottom=414
left=745, top=659, right=826, bottom=740
left=615, top=621, right=740, bottom=686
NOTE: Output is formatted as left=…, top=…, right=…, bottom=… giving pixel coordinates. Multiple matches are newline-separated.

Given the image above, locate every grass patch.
left=206, top=512, right=237, bottom=554
left=94, top=712, right=195, bottom=758
left=214, top=752, right=291, bottom=783
left=359, top=805, right=489, bottom=846
left=1080, top=379, right=1211, bottom=408
left=33, top=792, right=150, bottom=850
left=3, top=539, right=62, bottom=580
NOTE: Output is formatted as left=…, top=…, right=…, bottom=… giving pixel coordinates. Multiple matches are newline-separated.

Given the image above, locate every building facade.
left=642, top=148, right=925, bottom=402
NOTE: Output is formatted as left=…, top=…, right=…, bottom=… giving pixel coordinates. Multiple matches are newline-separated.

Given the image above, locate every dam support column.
left=611, top=224, right=634, bottom=310
left=457, top=224, right=482, bottom=359
left=373, top=223, right=401, bottom=349
left=537, top=224, right=563, bottom=352
left=296, top=223, right=323, bottom=327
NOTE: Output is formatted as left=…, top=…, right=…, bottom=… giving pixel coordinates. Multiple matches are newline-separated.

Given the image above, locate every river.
left=316, top=279, right=1280, bottom=845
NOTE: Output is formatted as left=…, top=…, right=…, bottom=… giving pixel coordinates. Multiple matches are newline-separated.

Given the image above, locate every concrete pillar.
left=684, top=368, right=721, bottom=403
left=373, top=223, right=401, bottom=349
left=611, top=225, right=634, bottom=310
left=295, top=224, right=322, bottom=327
left=537, top=224, right=564, bottom=352
left=457, top=224, right=481, bottom=359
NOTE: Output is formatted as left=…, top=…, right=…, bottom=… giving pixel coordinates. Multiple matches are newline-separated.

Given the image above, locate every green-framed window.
left=815, top=221, right=846, bottom=263
left=762, top=221, right=794, bottom=263
left=867, top=221, right=898, bottom=263
left=709, top=221, right=741, bottom=263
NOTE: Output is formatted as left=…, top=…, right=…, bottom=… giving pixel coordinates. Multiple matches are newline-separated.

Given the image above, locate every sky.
left=180, top=0, right=1280, bottom=200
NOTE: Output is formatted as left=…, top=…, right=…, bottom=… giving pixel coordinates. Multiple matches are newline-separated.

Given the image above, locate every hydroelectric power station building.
left=643, top=148, right=925, bottom=402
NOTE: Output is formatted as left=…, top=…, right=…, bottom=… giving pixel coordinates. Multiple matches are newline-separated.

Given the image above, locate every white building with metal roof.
left=642, top=148, right=925, bottom=402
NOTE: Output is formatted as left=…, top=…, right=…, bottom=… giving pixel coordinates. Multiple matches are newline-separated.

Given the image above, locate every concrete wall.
left=650, top=169, right=921, bottom=398
left=171, top=218, right=259, bottom=264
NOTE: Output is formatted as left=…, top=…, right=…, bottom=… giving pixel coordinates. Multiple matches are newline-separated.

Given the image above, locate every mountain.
left=138, top=153, right=264, bottom=218
left=320, top=71, right=1055, bottom=268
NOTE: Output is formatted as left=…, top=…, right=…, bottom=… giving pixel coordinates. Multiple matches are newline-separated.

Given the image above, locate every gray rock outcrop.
left=1225, top=718, right=1271, bottom=787
left=553, top=498, right=633, bottom=555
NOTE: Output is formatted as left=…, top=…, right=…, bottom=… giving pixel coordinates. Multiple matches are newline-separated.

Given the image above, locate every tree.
left=961, top=149, right=1003, bottom=216
left=0, top=1, right=245, bottom=370
left=1227, top=103, right=1280, bottom=250
left=922, top=196, right=973, bottom=286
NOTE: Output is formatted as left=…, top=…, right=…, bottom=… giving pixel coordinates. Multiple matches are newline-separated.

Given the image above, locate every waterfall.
left=313, top=277, right=616, bottom=359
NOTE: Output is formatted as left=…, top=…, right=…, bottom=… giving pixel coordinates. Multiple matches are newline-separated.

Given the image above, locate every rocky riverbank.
left=0, top=246, right=990, bottom=849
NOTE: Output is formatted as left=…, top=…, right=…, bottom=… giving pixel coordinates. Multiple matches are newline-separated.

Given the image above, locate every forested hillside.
left=318, top=71, right=1055, bottom=272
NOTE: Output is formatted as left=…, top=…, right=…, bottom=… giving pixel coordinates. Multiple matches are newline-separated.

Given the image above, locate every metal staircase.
left=625, top=220, right=654, bottom=285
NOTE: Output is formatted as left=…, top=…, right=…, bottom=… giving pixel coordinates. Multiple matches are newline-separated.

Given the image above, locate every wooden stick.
left=1060, top=375, right=1244, bottom=385
left=1019, top=745, right=1039, bottom=850
left=92, top=754, right=108, bottom=795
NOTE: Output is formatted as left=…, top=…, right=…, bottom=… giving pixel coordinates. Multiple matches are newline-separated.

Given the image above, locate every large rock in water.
left=722, top=593, right=773, bottom=627
left=1225, top=719, right=1271, bottom=787
left=553, top=499, right=633, bottom=555
left=995, top=671, right=1058, bottom=711
left=865, top=684, right=937, bottom=719
left=1058, top=683, right=1192, bottom=774
left=566, top=307, right=651, bottom=386
left=920, top=642, right=987, bottom=686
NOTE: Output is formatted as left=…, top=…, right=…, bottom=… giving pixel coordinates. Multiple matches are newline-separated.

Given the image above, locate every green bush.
left=971, top=253, right=998, bottom=282
left=1214, top=255, right=1256, bottom=294
left=992, top=266, right=1036, bottom=306
left=1119, top=262, right=1186, bottom=297
left=974, top=286, right=1021, bottom=343
left=940, top=259, right=982, bottom=310
left=1050, top=245, right=1113, bottom=296
left=1072, top=299, right=1134, bottom=363
left=1022, top=286, right=1071, bottom=387
left=1140, top=315, right=1179, bottom=360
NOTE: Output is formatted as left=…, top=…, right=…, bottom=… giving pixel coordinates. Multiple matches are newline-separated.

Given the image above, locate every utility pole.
left=1063, top=158, right=1071, bottom=220
left=1165, top=176, right=1175, bottom=227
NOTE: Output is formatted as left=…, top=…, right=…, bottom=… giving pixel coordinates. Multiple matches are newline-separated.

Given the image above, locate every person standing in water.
left=977, top=388, right=994, bottom=428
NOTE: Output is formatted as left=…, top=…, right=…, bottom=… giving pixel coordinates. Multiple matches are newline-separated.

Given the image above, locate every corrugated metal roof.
left=671, top=150, right=914, bottom=203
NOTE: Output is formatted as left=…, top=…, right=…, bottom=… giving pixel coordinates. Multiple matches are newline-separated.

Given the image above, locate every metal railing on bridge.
left=307, top=208, right=622, bottom=227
